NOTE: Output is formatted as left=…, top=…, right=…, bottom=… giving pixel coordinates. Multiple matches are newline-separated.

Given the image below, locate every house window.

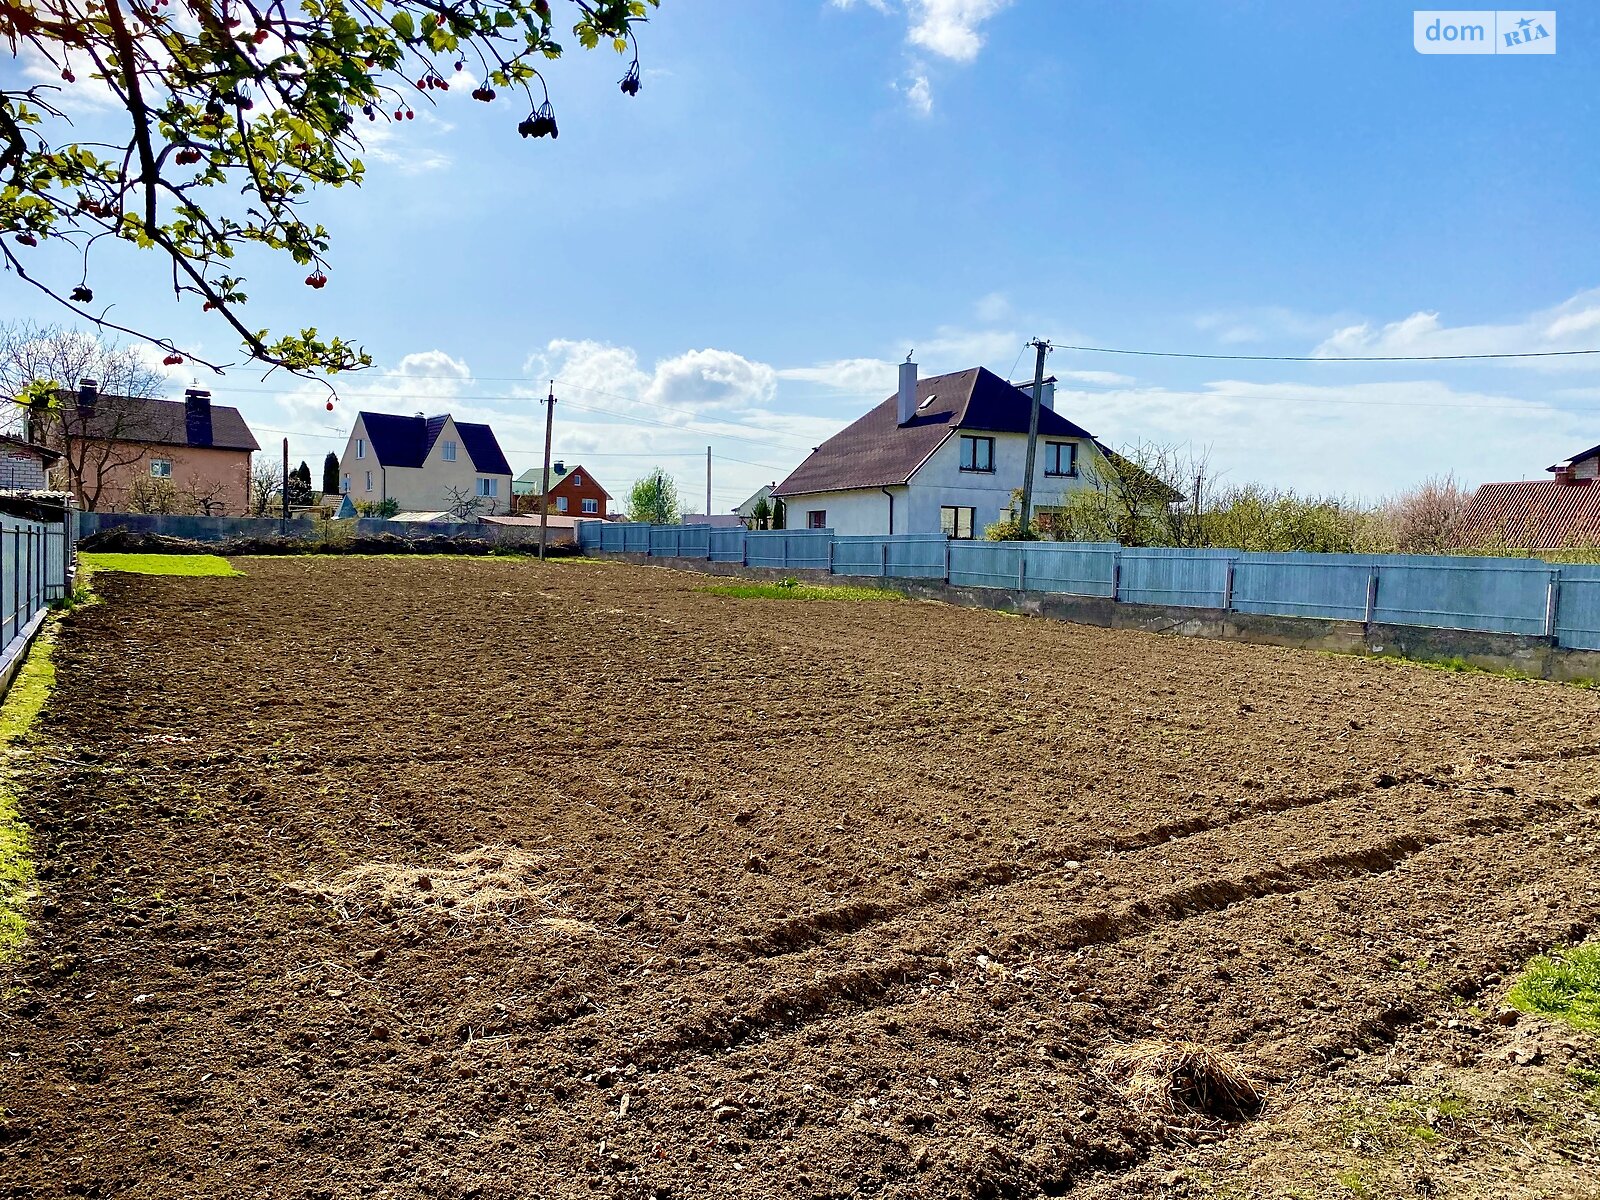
left=959, top=435, right=995, bottom=473
left=573, top=473, right=583, bottom=486
left=364, top=470, right=372, bottom=492
left=556, top=496, right=568, bottom=513
left=1045, top=441, right=1077, bottom=477
left=356, top=438, right=366, bottom=460
left=342, top=473, right=350, bottom=494
left=443, top=440, right=457, bottom=462
left=149, top=458, right=172, bottom=479
left=807, top=510, right=827, bottom=529
left=582, top=498, right=598, bottom=514
left=477, top=478, right=498, bottom=498
left=941, top=505, right=976, bottom=540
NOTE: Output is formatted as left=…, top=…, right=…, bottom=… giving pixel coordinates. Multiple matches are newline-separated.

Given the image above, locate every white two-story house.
left=340, top=411, right=513, bottom=515
left=773, top=361, right=1104, bottom=538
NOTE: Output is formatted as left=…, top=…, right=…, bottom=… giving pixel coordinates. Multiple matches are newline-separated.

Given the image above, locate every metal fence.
left=1, top=514, right=72, bottom=649
left=580, top=523, right=1600, bottom=651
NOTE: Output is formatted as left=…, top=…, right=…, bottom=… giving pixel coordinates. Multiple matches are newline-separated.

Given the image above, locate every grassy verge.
left=699, top=580, right=903, bottom=602
left=1508, top=944, right=1600, bottom=1032
left=0, top=617, right=67, bottom=958
left=79, top=552, right=241, bottom=577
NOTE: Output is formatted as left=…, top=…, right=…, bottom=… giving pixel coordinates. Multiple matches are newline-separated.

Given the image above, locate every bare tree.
left=0, top=322, right=166, bottom=511
left=1038, top=442, right=1197, bottom=546
left=248, top=459, right=282, bottom=518
left=1378, top=474, right=1472, bottom=554
left=183, top=474, right=230, bottom=517
left=442, top=484, right=495, bottom=521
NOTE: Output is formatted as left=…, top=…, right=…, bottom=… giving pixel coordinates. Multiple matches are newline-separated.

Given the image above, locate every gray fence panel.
left=949, top=541, right=1024, bottom=590
left=1231, top=553, right=1373, bottom=621
left=676, top=525, right=712, bottom=558
left=786, top=531, right=834, bottom=570
left=744, top=531, right=789, bottom=568
left=709, top=528, right=745, bottom=562
left=886, top=534, right=950, bottom=579
left=0, top=516, right=61, bottom=649
left=621, top=523, right=651, bottom=554
left=648, top=525, right=679, bottom=556
left=1118, top=547, right=1235, bottom=608
left=830, top=536, right=889, bottom=577
left=1021, top=542, right=1119, bottom=597
left=1370, top=556, right=1553, bottom=635
left=1556, top=564, right=1600, bottom=650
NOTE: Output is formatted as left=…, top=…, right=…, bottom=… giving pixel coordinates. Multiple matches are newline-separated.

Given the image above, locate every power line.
left=1049, top=341, right=1600, bottom=363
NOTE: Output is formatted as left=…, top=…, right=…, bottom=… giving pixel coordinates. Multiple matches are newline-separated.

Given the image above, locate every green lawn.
left=699, top=581, right=903, bottom=601
left=79, top=552, right=241, bottom=577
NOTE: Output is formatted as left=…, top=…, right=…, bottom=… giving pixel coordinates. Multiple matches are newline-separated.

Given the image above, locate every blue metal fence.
left=578, top=522, right=1600, bottom=650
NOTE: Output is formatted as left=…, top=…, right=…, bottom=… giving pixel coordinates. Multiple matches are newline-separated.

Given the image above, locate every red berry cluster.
left=304, top=272, right=328, bottom=289
left=71, top=285, right=93, bottom=302
left=252, top=28, right=270, bottom=45
left=175, top=147, right=203, bottom=165
left=60, top=68, right=75, bottom=82
left=418, top=74, right=449, bottom=92
left=15, top=233, right=37, bottom=247
left=518, top=102, right=558, bottom=139
left=162, top=353, right=184, bottom=366
left=471, top=84, right=497, bottom=102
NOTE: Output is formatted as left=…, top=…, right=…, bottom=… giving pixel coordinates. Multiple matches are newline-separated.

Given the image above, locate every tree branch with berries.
left=0, top=0, right=658, bottom=394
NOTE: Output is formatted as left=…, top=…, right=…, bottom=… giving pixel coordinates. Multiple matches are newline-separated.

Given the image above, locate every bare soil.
left=3, top=557, right=1598, bottom=1199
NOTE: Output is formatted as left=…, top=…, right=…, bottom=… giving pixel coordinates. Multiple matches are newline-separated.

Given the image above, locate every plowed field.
left=4, top=557, right=1598, bottom=1199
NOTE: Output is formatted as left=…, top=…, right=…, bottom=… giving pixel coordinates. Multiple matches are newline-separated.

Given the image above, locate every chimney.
left=1017, top=375, right=1056, bottom=411
left=1555, top=465, right=1577, bottom=485
left=184, top=387, right=214, bottom=447
left=897, top=355, right=918, bottom=425
left=77, top=378, right=98, bottom=414
left=553, top=460, right=565, bottom=474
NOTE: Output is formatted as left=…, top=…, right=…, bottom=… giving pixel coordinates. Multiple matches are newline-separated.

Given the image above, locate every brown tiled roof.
left=773, top=367, right=1096, bottom=497
left=59, top=391, right=259, bottom=452
left=1461, top=479, right=1600, bottom=549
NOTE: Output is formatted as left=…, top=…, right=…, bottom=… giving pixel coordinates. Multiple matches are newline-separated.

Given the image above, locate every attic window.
left=917, top=395, right=935, bottom=410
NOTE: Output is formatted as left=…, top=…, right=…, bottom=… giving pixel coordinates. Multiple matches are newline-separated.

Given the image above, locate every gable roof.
left=773, top=366, right=1096, bottom=497
left=1461, top=479, right=1600, bottom=550
left=358, top=411, right=511, bottom=475
left=53, top=390, right=259, bottom=452
left=1549, top=442, right=1600, bottom=472
left=512, top=463, right=611, bottom=499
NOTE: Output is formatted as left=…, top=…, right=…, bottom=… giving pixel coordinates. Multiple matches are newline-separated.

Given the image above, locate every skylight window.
left=917, top=395, right=935, bottom=410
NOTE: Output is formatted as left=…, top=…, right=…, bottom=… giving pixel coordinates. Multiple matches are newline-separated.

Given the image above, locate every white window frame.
left=573, top=473, right=583, bottom=486
left=443, top=440, right=457, bottom=462
left=581, top=498, right=598, bottom=514
left=150, top=458, right=172, bottom=479
left=556, top=495, right=568, bottom=513
left=356, top=438, right=366, bottom=460
left=477, top=478, right=498, bottom=498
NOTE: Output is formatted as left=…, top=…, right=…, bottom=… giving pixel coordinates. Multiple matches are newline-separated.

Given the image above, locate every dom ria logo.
left=1414, top=10, right=1556, bottom=53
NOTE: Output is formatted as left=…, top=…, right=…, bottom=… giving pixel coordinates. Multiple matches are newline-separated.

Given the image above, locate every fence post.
left=1364, top=566, right=1379, bottom=628
left=1223, top=558, right=1236, bottom=612
left=881, top=540, right=888, bottom=578
left=25, top=528, right=34, bottom=618
left=827, top=538, right=836, bottom=575
left=944, top=538, right=952, bottom=584
left=10, top=527, right=18, bottom=643
left=1546, top=570, right=1561, bottom=642
left=1017, top=546, right=1026, bottom=592
left=1110, top=552, right=1121, bottom=602
left=741, top=533, right=748, bottom=568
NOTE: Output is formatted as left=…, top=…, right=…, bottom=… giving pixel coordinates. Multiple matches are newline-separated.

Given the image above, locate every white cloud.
left=1057, top=377, right=1593, bottom=498
left=1314, top=288, right=1600, bottom=367
left=1057, top=368, right=1136, bottom=386
left=779, top=357, right=899, bottom=395
left=902, top=72, right=934, bottom=116
left=906, top=0, right=1012, bottom=62
left=974, top=292, right=1010, bottom=322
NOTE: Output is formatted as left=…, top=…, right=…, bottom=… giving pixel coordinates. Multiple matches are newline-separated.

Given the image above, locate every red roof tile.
left=1462, top=479, right=1600, bottom=549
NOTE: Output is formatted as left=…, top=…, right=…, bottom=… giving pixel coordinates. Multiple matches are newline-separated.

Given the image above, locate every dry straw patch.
left=297, top=843, right=592, bottom=930
left=1106, top=1039, right=1266, bottom=1138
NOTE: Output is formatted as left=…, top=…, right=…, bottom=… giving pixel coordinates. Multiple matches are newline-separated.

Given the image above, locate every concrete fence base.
left=596, top=551, right=1600, bottom=684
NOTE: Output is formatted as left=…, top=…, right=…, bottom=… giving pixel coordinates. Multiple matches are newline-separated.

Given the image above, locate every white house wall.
left=784, top=488, right=904, bottom=535
left=903, top=431, right=1099, bottom=535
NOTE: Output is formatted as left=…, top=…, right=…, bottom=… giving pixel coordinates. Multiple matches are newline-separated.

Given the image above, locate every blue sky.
left=8, top=1, right=1600, bottom=510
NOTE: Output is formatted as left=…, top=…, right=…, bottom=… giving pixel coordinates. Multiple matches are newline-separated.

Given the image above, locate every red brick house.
left=1460, top=441, right=1600, bottom=550
left=512, top=462, right=612, bottom=519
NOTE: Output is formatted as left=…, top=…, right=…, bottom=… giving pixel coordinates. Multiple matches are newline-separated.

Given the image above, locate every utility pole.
left=705, top=446, right=712, bottom=521
left=538, top=382, right=555, bottom=561
left=280, top=436, right=289, bottom=534
left=1019, top=338, right=1051, bottom=537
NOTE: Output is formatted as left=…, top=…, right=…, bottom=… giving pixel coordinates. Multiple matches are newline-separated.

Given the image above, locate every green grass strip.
left=0, top=618, right=65, bottom=959
left=1508, top=944, right=1600, bottom=1033
left=79, top=552, right=241, bottom=577
left=699, top=581, right=903, bottom=601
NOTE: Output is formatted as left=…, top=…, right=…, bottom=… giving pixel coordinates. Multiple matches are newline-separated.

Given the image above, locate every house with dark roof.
left=340, top=411, right=513, bottom=515
left=772, top=361, right=1104, bottom=538
left=25, top=380, right=259, bottom=513
left=1460, top=441, right=1600, bottom=550
left=510, top=460, right=612, bottom=519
